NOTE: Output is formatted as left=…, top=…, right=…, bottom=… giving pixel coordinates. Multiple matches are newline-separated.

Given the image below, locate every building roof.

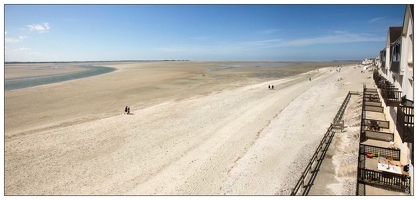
left=401, top=4, right=413, bottom=37
left=388, top=27, right=403, bottom=43
left=410, top=4, right=414, bottom=20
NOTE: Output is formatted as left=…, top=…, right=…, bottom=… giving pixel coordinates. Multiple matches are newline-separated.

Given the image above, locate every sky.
left=3, top=3, right=409, bottom=62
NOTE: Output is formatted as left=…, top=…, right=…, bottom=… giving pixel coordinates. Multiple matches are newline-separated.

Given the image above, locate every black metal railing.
left=378, top=80, right=402, bottom=107
left=373, top=71, right=382, bottom=87
left=362, top=130, right=394, bottom=142
left=397, top=105, right=414, bottom=143
left=360, top=87, right=368, bottom=142
left=356, top=147, right=367, bottom=195
left=359, top=144, right=400, bottom=161
left=382, top=89, right=402, bottom=107
left=357, top=144, right=409, bottom=194
left=291, top=91, right=362, bottom=195
left=357, top=168, right=410, bottom=192
left=290, top=124, right=335, bottom=195
left=332, top=91, right=359, bottom=131
left=362, top=118, right=390, bottom=130
left=357, top=86, right=410, bottom=195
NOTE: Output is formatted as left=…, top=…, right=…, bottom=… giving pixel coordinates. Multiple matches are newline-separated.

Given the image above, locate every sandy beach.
left=4, top=61, right=374, bottom=195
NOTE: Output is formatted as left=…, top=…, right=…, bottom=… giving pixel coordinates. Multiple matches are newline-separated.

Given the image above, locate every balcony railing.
left=357, top=168, right=410, bottom=192
left=390, top=61, right=400, bottom=73
left=396, top=105, right=414, bottom=143
left=381, top=89, right=402, bottom=107
left=373, top=72, right=382, bottom=87
left=357, top=145, right=409, bottom=194
left=359, top=144, right=400, bottom=160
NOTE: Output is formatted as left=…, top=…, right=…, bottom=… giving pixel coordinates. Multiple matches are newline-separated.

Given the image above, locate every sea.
left=4, top=65, right=116, bottom=91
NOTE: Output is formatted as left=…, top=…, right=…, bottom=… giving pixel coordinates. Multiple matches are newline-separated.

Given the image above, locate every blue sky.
left=4, top=4, right=407, bottom=62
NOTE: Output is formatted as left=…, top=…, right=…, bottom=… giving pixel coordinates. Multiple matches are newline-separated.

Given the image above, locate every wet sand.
left=4, top=63, right=89, bottom=80
left=4, top=61, right=373, bottom=195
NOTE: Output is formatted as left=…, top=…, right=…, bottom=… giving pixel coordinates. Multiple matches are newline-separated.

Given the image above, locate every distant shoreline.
left=4, top=61, right=359, bottom=91
left=4, top=59, right=361, bottom=64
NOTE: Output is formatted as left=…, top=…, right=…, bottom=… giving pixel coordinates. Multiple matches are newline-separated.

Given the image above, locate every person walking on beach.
left=127, top=107, right=130, bottom=115
left=271, top=85, right=274, bottom=90
left=268, top=85, right=271, bottom=90
left=125, top=106, right=128, bottom=114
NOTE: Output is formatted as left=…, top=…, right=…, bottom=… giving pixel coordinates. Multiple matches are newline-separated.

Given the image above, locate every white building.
left=376, top=4, right=414, bottom=195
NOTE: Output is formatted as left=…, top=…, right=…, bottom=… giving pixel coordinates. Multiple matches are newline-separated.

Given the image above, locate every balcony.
left=379, top=81, right=402, bottom=107
left=373, top=72, right=382, bottom=87
left=396, top=105, right=414, bottom=143
left=381, top=62, right=386, bottom=69
left=357, top=145, right=410, bottom=193
left=382, top=89, right=402, bottom=107
left=357, top=87, right=411, bottom=195
left=390, top=61, right=400, bottom=73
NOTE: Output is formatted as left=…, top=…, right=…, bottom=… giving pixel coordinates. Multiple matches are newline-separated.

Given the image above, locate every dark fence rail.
left=332, top=91, right=359, bottom=131
left=381, top=89, right=402, bottom=107
left=373, top=72, right=382, bottom=87
left=362, top=118, right=390, bottom=130
left=290, top=124, right=334, bottom=195
left=357, top=168, right=410, bottom=193
left=291, top=91, right=360, bottom=195
left=397, top=105, right=414, bottom=143
left=359, top=144, right=400, bottom=161
left=356, top=153, right=366, bottom=195
left=363, top=130, right=394, bottom=142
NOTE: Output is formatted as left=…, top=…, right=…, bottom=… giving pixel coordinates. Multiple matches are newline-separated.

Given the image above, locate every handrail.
left=290, top=124, right=334, bottom=195
left=333, top=91, right=360, bottom=131
left=359, top=144, right=401, bottom=161
left=291, top=91, right=359, bottom=195
left=357, top=167, right=410, bottom=193
left=397, top=105, right=414, bottom=143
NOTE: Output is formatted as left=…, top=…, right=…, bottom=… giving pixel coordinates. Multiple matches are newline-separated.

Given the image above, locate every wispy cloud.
left=27, top=22, right=50, bottom=33
left=278, top=33, right=385, bottom=47
left=5, top=38, right=20, bottom=43
left=5, top=47, right=34, bottom=55
left=240, top=39, right=283, bottom=47
left=260, top=29, right=279, bottom=34
left=5, top=35, right=28, bottom=43
left=156, top=31, right=385, bottom=57
left=368, top=17, right=386, bottom=24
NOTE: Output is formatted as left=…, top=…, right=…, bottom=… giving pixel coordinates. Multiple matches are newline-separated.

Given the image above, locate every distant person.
left=127, top=107, right=130, bottom=115
left=125, top=106, right=128, bottom=114
left=309, top=78, right=311, bottom=81
left=268, top=85, right=271, bottom=90
left=271, top=85, right=274, bottom=90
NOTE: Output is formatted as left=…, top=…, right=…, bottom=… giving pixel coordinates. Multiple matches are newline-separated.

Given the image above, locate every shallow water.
left=205, top=62, right=291, bottom=72
left=4, top=65, right=116, bottom=91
